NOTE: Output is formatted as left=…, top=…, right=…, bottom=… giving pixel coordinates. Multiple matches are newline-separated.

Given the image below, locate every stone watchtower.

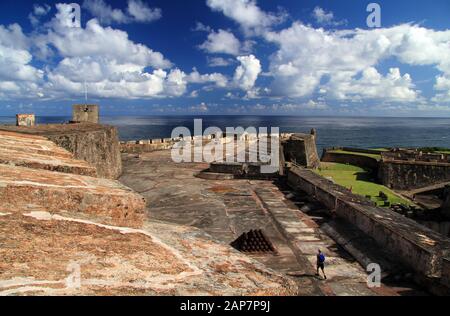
left=283, top=129, right=320, bottom=169
left=72, top=104, right=99, bottom=124
left=16, top=114, right=35, bottom=127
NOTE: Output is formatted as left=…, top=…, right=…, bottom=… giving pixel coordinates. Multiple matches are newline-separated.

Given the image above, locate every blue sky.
left=0, top=0, right=449, bottom=116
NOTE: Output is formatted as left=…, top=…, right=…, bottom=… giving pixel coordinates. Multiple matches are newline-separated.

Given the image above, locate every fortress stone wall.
left=379, top=159, right=450, bottom=190
left=0, top=127, right=296, bottom=296
left=282, top=130, right=320, bottom=169
left=441, top=185, right=450, bottom=218
left=120, top=133, right=294, bottom=154
left=287, top=166, right=450, bottom=295
left=379, top=149, right=450, bottom=190
left=120, top=138, right=178, bottom=153
left=321, top=149, right=379, bottom=172
left=0, top=124, right=122, bottom=179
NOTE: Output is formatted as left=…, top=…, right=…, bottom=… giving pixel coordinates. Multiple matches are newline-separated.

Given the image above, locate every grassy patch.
left=327, top=150, right=381, bottom=161
left=315, top=162, right=412, bottom=207
left=371, top=148, right=390, bottom=152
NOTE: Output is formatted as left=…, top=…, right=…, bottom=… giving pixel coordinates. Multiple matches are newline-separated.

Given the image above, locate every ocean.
left=1, top=115, right=450, bottom=153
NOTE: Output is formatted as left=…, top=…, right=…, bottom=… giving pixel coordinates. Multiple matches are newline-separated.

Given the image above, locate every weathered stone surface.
left=119, top=150, right=427, bottom=296
left=0, top=130, right=297, bottom=296
left=0, top=208, right=297, bottom=296
left=442, top=257, right=450, bottom=288
left=288, top=166, right=450, bottom=284
left=72, top=104, right=99, bottom=124
left=283, top=132, right=320, bottom=169
left=0, top=124, right=122, bottom=179
left=0, top=164, right=145, bottom=227
left=120, top=151, right=325, bottom=296
left=0, top=131, right=96, bottom=177
left=442, top=185, right=450, bottom=218
left=379, top=160, right=450, bottom=190
left=16, top=114, right=35, bottom=127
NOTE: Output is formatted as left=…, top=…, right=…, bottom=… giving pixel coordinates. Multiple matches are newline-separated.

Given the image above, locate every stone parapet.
left=0, top=124, right=122, bottom=179
left=287, top=166, right=450, bottom=291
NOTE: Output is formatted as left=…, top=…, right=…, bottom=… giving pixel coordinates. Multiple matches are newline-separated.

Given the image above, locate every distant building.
left=16, top=114, right=35, bottom=127
left=72, top=104, right=99, bottom=124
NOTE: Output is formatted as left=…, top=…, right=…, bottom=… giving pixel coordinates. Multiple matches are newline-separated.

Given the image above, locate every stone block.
left=0, top=124, right=122, bottom=180
left=0, top=164, right=145, bottom=227
left=72, top=104, right=99, bottom=124
left=0, top=131, right=96, bottom=177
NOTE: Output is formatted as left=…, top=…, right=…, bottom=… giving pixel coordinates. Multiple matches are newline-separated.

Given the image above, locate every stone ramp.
left=0, top=164, right=145, bottom=227
left=0, top=130, right=96, bottom=177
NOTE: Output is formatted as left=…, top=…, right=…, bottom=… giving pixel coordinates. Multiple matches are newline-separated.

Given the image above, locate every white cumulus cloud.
left=312, top=7, right=346, bottom=26
left=264, top=22, right=450, bottom=102
left=0, top=24, right=44, bottom=99
left=0, top=4, right=230, bottom=101
left=233, top=54, right=261, bottom=91
left=199, top=29, right=242, bottom=55
left=83, top=0, right=162, bottom=25
left=206, top=0, right=284, bottom=35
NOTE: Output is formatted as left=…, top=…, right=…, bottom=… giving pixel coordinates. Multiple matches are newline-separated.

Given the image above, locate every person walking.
left=316, top=249, right=327, bottom=280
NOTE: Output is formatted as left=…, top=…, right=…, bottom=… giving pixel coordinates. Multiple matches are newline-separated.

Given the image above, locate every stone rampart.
left=321, top=150, right=379, bottom=171
left=287, top=166, right=450, bottom=291
left=379, top=160, right=450, bottom=190
left=283, top=131, right=320, bottom=169
left=120, top=139, right=176, bottom=153
left=0, top=124, right=122, bottom=179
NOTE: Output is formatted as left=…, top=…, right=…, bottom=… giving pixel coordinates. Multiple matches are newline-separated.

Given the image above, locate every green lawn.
left=372, top=148, right=390, bottom=152
left=327, top=149, right=382, bottom=161
left=315, top=162, right=412, bottom=207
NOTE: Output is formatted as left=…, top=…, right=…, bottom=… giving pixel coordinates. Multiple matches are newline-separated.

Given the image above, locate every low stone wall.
left=420, top=221, right=450, bottom=238
left=120, top=139, right=175, bottom=153
left=287, top=166, right=450, bottom=290
left=341, top=147, right=383, bottom=155
left=379, top=160, right=450, bottom=190
left=210, top=162, right=278, bottom=179
left=0, top=124, right=122, bottom=179
left=120, top=136, right=225, bottom=154
left=443, top=186, right=450, bottom=218
left=120, top=134, right=282, bottom=155
left=321, top=151, right=379, bottom=171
